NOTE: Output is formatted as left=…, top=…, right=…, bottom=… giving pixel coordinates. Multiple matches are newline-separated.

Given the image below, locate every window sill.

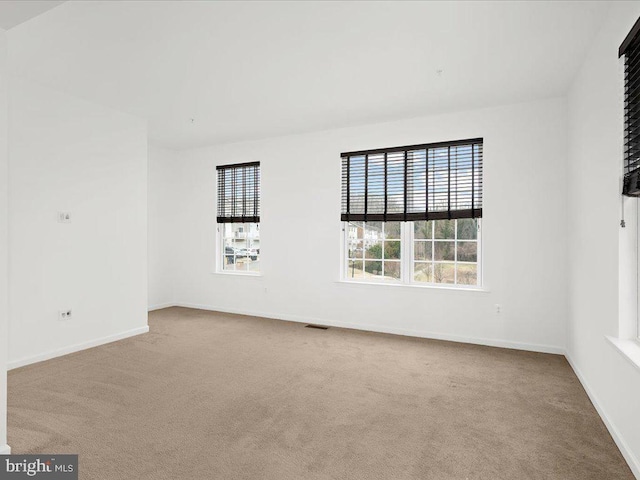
left=606, top=336, right=640, bottom=373
left=335, top=280, right=489, bottom=293
left=211, top=271, right=263, bottom=278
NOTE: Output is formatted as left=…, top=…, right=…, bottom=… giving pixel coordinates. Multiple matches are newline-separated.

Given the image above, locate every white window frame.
left=637, top=204, right=640, bottom=341
left=342, top=219, right=482, bottom=289
left=216, top=222, right=261, bottom=276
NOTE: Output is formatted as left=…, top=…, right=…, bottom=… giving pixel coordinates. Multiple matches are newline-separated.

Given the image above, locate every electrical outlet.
left=57, top=212, right=72, bottom=223
left=495, top=304, right=502, bottom=314
left=59, top=309, right=72, bottom=321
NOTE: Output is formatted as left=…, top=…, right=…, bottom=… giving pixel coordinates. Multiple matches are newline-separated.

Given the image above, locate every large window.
left=345, top=219, right=481, bottom=286
left=216, top=162, right=260, bottom=274
left=341, top=139, right=483, bottom=288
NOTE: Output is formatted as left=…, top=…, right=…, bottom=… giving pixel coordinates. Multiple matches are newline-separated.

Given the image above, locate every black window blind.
left=341, top=138, right=483, bottom=222
left=621, top=16, right=640, bottom=196
left=216, top=162, right=260, bottom=223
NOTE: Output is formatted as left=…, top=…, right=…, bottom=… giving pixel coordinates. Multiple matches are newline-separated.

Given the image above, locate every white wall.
left=7, top=78, right=149, bottom=369
left=159, top=98, right=568, bottom=353
left=0, top=28, right=9, bottom=454
left=148, top=144, right=178, bottom=310
left=567, top=2, right=640, bottom=477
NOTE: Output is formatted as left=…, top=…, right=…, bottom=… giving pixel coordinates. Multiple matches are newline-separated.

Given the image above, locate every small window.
left=221, top=222, right=260, bottom=273
left=341, top=139, right=483, bottom=288
left=216, top=162, right=260, bottom=274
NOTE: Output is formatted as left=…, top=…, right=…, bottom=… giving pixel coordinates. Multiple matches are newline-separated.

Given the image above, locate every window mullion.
left=404, top=221, right=412, bottom=284
left=409, top=221, right=413, bottom=284
left=343, top=222, right=347, bottom=280
left=454, top=219, right=458, bottom=285
left=403, top=222, right=406, bottom=284
left=478, top=220, right=482, bottom=287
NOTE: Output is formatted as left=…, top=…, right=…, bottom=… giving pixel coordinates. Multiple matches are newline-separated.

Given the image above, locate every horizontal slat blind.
left=216, top=162, right=260, bottom=223
left=341, top=138, right=483, bottom=221
left=621, top=17, right=640, bottom=195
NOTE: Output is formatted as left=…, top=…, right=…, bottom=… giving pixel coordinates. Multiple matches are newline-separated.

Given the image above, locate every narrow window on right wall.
left=620, top=17, right=640, bottom=196
left=620, top=16, right=640, bottom=339
left=341, top=138, right=483, bottom=288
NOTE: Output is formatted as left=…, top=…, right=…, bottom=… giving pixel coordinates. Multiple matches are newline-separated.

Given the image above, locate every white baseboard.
left=8, top=325, right=150, bottom=370
left=565, top=353, right=640, bottom=479
left=148, top=302, right=174, bottom=312
left=169, top=302, right=564, bottom=355
left=0, top=444, right=10, bottom=454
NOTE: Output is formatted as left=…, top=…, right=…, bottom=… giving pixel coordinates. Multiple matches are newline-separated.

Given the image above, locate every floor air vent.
left=305, top=324, right=329, bottom=330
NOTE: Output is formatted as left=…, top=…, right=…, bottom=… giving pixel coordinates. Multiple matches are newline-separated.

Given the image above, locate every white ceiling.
left=0, top=1, right=64, bottom=30
left=6, top=1, right=611, bottom=150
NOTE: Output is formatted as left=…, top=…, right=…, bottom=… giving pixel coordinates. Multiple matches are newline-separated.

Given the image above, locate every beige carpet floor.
left=8, top=307, right=634, bottom=480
